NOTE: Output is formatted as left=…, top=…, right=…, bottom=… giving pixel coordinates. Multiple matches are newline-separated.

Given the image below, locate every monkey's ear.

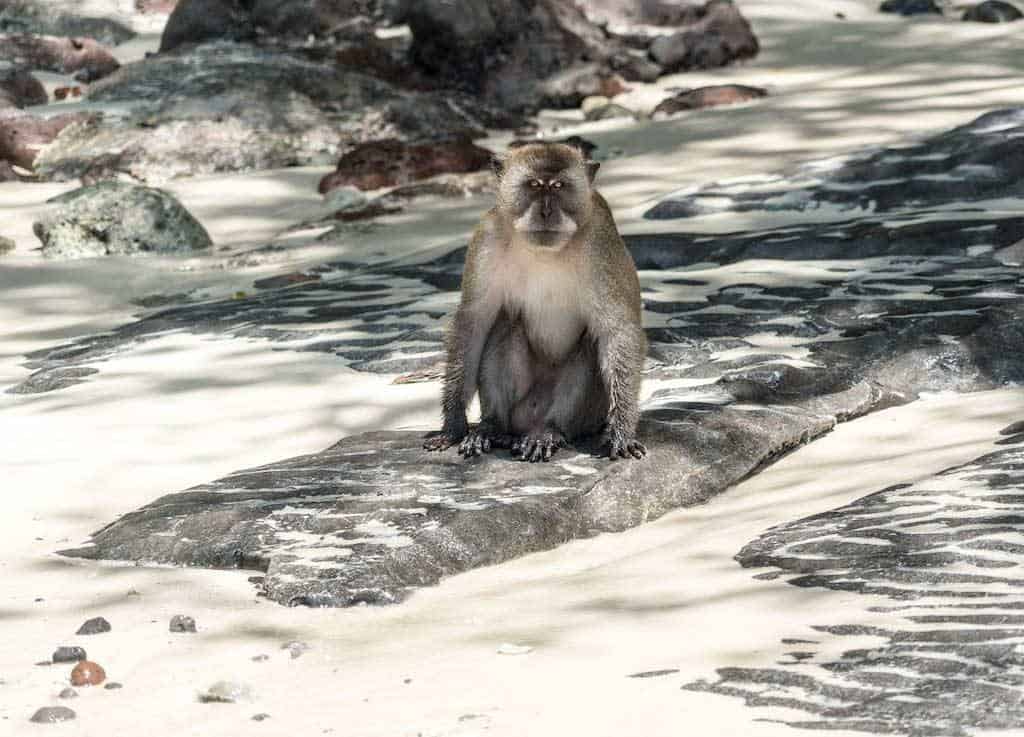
left=586, top=161, right=600, bottom=183
left=490, top=155, right=505, bottom=179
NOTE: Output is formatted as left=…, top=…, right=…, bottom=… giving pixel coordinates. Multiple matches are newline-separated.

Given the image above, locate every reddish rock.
left=652, top=84, right=767, bottom=116
left=69, top=660, right=106, bottom=686
left=135, top=0, right=179, bottom=12
left=0, top=67, right=47, bottom=108
left=53, top=86, right=82, bottom=101
left=318, top=139, right=494, bottom=194
left=0, top=110, right=94, bottom=169
left=0, top=34, right=120, bottom=82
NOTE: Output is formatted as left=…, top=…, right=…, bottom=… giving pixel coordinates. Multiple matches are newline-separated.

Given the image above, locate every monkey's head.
left=494, top=142, right=600, bottom=249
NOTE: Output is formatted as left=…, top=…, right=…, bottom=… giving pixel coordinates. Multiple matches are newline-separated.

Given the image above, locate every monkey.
left=423, top=141, right=647, bottom=462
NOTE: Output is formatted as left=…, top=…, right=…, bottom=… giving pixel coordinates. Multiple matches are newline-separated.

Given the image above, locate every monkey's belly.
left=478, top=313, right=606, bottom=439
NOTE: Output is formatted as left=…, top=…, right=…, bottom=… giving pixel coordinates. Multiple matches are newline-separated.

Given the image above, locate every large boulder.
left=33, top=182, right=213, bottom=259
left=159, top=0, right=405, bottom=52
left=34, top=42, right=515, bottom=183
left=0, top=32, right=120, bottom=82
left=647, top=0, right=759, bottom=73
left=0, top=0, right=134, bottom=45
left=405, top=0, right=758, bottom=110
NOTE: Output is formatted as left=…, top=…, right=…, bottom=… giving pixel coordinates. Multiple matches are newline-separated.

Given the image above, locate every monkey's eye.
left=551, top=180, right=564, bottom=189
left=528, top=179, right=542, bottom=188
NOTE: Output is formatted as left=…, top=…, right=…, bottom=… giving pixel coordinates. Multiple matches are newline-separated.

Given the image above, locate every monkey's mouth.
left=525, top=230, right=572, bottom=247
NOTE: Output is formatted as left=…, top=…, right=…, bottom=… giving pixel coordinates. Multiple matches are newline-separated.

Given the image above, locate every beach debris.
left=879, top=0, right=942, bottom=15
left=51, top=646, right=86, bottom=663
left=282, top=641, right=310, bottom=659
left=76, top=617, right=111, bottom=635
left=497, top=643, right=533, bottom=655
left=58, top=688, right=78, bottom=699
left=70, top=660, right=106, bottom=686
left=169, top=614, right=197, bottom=633
left=199, top=680, right=253, bottom=703
left=29, top=706, right=76, bottom=723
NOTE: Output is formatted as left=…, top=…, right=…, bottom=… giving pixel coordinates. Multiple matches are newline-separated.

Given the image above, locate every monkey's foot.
left=458, top=425, right=512, bottom=458
left=603, top=430, right=647, bottom=460
left=511, top=431, right=566, bottom=463
left=423, top=431, right=462, bottom=452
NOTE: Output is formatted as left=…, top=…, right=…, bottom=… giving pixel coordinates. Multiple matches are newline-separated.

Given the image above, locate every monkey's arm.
left=588, top=202, right=647, bottom=460
left=424, top=220, right=501, bottom=451
left=594, top=317, right=647, bottom=459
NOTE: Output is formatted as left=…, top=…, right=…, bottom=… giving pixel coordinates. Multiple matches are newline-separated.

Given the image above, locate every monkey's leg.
left=510, top=338, right=607, bottom=463
left=464, top=314, right=532, bottom=458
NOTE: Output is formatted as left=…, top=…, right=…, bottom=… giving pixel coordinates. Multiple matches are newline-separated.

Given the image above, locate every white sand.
left=2, top=1, right=1024, bottom=734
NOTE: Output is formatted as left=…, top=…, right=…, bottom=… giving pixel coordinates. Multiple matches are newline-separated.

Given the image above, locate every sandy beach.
left=2, top=1, right=1024, bottom=734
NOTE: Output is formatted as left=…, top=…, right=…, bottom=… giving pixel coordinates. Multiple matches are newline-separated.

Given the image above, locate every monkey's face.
left=496, top=144, right=599, bottom=249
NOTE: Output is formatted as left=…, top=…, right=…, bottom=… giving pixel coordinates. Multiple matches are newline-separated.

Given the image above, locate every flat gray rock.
left=687, top=430, right=1024, bottom=736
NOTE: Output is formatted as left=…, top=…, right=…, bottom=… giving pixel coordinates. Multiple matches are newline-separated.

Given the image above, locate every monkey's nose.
left=540, top=195, right=554, bottom=220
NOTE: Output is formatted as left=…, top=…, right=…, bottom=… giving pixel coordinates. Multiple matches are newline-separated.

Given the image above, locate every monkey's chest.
left=501, top=270, right=587, bottom=362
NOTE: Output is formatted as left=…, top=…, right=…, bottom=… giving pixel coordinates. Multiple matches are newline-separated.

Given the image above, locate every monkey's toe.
left=511, top=432, right=564, bottom=462
left=604, top=433, right=647, bottom=460
left=458, top=431, right=494, bottom=458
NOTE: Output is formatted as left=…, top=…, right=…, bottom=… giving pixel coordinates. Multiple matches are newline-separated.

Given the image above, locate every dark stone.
left=0, top=109, right=95, bottom=170
left=652, top=84, right=767, bottom=116
left=104, top=682, right=123, bottom=690
left=963, top=1, right=1023, bottom=22
left=29, top=706, right=75, bottom=723
left=879, top=0, right=942, bottom=15
left=169, top=614, right=196, bottom=633
left=58, top=687, right=77, bottom=699
left=75, top=616, right=110, bottom=635
left=0, top=66, right=46, bottom=108
left=647, top=107, right=1024, bottom=219
left=5, top=366, right=98, bottom=394
left=688, top=441, right=1024, bottom=735
left=159, top=0, right=254, bottom=53
left=252, top=713, right=271, bottom=721
left=0, top=33, right=119, bottom=82
left=628, top=668, right=680, bottom=678
left=51, top=646, right=86, bottom=664
left=646, top=1, right=759, bottom=74
left=318, top=139, right=494, bottom=194
left=32, top=182, right=213, bottom=259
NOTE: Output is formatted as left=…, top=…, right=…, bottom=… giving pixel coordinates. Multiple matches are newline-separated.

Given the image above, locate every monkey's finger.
left=541, top=442, right=554, bottom=461
left=482, top=436, right=492, bottom=453
left=529, top=442, right=545, bottom=463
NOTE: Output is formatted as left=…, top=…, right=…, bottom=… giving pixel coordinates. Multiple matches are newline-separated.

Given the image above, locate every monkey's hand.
left=602, top=428, right=647, bottom=460
left=512, top=431, right=566, bottom=463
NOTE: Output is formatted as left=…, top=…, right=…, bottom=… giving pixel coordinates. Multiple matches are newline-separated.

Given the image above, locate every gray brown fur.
left=424, top=142, right=646, bottom=462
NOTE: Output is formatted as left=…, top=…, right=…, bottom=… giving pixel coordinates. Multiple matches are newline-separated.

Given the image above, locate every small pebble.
left=496, top=643, right=533, bottom=655
left=35, top=660, right=52, bottom=667
left=104, top=682, right=123, bottom=690
left=199, top=680, right=253, bottom=703
left=58, top=688, right=78, bottom=699
left=169, top=615, right=197, bottom=633
left=30, top=706, right=76, bottom=723
left=251, top=654, right=269, bottom=662
left=70, top=660, right=106, bottom=686
left=76, top=617, right=111, bottom=635
left=282, top=641, right=310, bottom=659
left=252, top=713, right=271, bottom=722
left=52, top=646, right=87, bottom=664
